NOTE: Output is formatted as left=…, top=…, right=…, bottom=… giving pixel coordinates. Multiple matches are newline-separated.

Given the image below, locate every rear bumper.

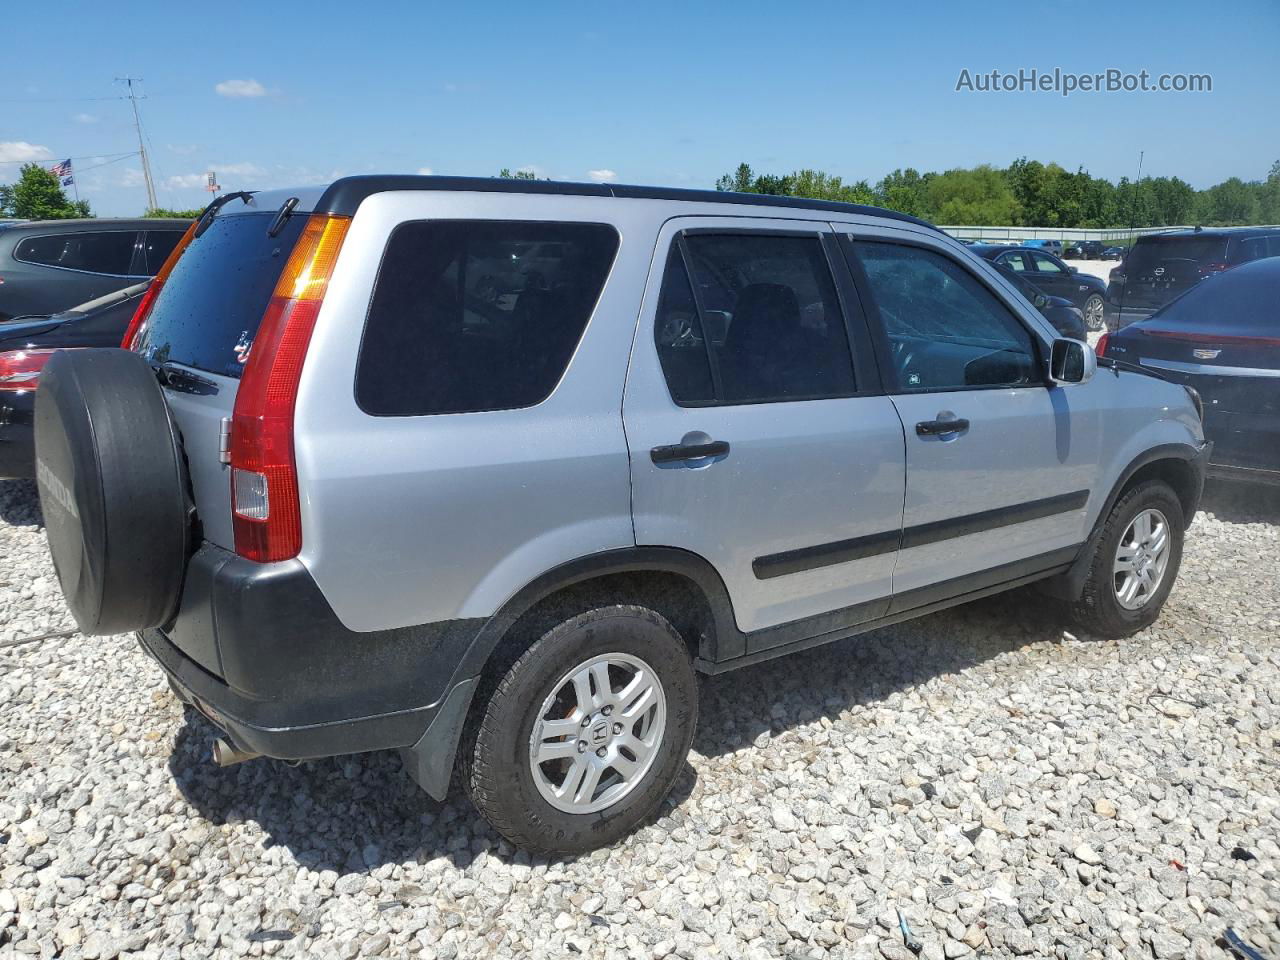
left=140, top=542, right=486, bottom=793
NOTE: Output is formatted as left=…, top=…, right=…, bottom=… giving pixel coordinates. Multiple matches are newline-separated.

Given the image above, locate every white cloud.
left=0, top=141, right=53, bottom=163
left=162, top=161, right=266, bottom=192
left=587, top=168, right=617, bottom=182
left=417, top=166, right=434, bottom=176
left=72, top=113, right=98, bottom=124
left=215, top=79, right=267, bottom=98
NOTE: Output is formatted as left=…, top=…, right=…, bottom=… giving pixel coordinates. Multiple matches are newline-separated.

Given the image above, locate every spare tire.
left=34, top=348, right=191, bottom=635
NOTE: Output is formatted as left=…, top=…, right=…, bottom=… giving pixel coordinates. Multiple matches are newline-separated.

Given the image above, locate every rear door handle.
left=915, top=418, right=970, bottom=437
left=650, top=439, right=730, bottom=464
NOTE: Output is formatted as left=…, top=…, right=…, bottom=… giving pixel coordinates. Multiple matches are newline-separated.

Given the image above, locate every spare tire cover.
left=35, top=348, right=191, bottom=635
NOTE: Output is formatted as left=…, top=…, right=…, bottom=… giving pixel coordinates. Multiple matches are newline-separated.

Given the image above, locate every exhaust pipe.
left=212, top=738, right=261, bottom=767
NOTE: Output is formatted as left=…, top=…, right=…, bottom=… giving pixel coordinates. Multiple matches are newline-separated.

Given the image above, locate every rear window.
left=1127, top=235, right=1229, bottom=274
left=356, top=220, right=619, bottom=416
left=135, top=213, right=305, bottom=377
left=16, top=230, right=138, bottom=275
left=1154, top=261, right=1279, bottom=329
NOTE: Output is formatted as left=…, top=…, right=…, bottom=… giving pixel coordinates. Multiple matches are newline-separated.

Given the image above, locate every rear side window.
left=356, top=221, right=619, bottom=416
left=654, top=233, right=857, bottom=406
left=142, top=230, right=185, bottom=273
left=135, top=213, right=306, bottom=377
left=15, top=231, right=138, bottom=275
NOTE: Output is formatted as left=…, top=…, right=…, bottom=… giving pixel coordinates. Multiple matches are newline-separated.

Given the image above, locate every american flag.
left=49, top=159, right=74, bottom=186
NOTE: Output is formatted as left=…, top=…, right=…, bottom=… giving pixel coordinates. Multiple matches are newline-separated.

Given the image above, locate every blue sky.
left=3, top=0, right=1278, bottom=216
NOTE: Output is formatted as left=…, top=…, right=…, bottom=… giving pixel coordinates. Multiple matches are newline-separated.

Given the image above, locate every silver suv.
left=34, top=176, right=1209, bottom=854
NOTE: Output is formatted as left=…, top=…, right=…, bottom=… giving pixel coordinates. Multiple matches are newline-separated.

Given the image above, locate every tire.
left=1083, top=293, right=1106, bottom=332
left=1069, top=480, right=1184, bottom=639
left=34, top=348, right=191, bottom=635
left=460, top=605, right=698, bottom=855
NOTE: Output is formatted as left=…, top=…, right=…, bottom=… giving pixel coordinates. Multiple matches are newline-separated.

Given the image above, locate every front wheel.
left=460, top=605, right=698, bottom=855
left=1069, top=480, right=1185, bottom=638
left=1083, top=294, right=1106, bottom=332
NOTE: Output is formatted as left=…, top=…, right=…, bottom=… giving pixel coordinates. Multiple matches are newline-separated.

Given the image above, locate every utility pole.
left=117, top=76, right=157, bottom=212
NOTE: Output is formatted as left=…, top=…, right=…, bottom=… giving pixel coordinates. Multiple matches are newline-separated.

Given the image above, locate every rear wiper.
left=193, top=190, right=257, bottom=239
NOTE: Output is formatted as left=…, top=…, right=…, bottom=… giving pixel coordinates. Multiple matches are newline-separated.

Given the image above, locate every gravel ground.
left=2, top=478, right=1278, bottom=960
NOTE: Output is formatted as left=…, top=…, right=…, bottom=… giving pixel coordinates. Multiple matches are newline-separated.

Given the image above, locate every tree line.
left=7, top=158, right=1279, bottom=227
left=715, top=158, right=1280, bottom=228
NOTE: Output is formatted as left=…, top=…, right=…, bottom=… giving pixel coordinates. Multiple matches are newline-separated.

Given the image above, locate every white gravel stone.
left=2, top=478, right=1279, bottom=959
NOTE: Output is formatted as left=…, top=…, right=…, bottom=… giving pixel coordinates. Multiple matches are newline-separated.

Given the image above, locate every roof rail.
left=313, top=175, right=940, bottom=232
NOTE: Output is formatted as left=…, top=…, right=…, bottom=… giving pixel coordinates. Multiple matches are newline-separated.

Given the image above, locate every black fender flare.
left=401, top=546, right=738, bottom=799
left=1042, top=441, right=1208, bottom=601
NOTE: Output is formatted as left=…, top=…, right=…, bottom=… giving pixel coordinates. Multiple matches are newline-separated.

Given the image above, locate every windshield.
left=133, top=212, right=305, bottom=377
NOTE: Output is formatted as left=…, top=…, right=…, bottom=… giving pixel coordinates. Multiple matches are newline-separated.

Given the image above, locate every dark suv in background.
left=0, top=218, right=189, bottom=321
left=1066, top=240, right=1105, bottom=260
left=1108, top=226, right=1280, bottom=330
left=969, top=243, right=1110, bottom=330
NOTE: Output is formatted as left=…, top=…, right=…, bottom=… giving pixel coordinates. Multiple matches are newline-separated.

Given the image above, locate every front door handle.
left=915, top=418, right=970, bottom=437
left=650, top=439, right=730, bottom=464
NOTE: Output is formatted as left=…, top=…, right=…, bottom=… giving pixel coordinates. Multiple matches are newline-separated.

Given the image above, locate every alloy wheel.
left=528, top=653, right=667, bottom=814
left=1113, top=508, right=1171, bottom=610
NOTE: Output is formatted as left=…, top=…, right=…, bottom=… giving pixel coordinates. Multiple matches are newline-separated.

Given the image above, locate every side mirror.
left=1050, top=338, right=1096, bottom=385
left=1067, top=265, right=1079, bottom=274
left=1033, top=293, right=1048, bottom=309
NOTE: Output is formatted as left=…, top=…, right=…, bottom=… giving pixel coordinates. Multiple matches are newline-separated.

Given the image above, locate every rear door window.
left=356, top=220, right=619, bottom=416
left=653, top=232, right=856, bottom=406
left=142, top=230, right=186, bottom=273
left=1128, top=235, right=1229, bottom=278
left=15, top=230, right=139, bottom=275
left=134, top=213, right=307, bottom=377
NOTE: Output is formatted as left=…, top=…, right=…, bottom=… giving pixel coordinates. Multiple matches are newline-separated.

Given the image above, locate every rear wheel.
left=460, top=605, right=697, bottom=855
left=1083, top=294, right=1106, bottom=332
left=1069, top=480, right=1184, bottom=638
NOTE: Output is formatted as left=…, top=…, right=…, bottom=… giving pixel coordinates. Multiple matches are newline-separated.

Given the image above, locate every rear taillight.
left=1094, top=333, right=1109, bottom=358
left=0, top=348, right=65, bottom=392
left=122, top=221, right=198, bottom=350
left=229, top=214, right=350, bottom=563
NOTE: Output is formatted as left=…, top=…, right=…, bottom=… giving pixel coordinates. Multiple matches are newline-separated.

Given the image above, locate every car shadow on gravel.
left=1198, top=479, right=1280, bottom=526
left=694, top=588, right=1065, bottom=760
left=166, top=590, right=1051, bottom=873
left=0, top=479, right=42, bottom=526
left=167, top=707, right=697, bottom=872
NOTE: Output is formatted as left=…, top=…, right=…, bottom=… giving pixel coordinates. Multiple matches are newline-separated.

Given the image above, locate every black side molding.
left=754, top=529, right=900, bottom=580
left=901, top=489, right=1089, bottom=550
left=753, top=489, right=1090, bottom=580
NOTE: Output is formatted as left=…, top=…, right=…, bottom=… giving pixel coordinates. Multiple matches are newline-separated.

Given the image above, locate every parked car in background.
left=969, top=243, right=1109, bottom=330
left=1065, top=240, right=1105, bottom=260
left=991, top=262, right=1086, bottom=339
left=1098, top=257, right=1280, bottom=485
left=1108, top=226, right=1280, bottom=330
left=34, top=175, right=1206, bottom=855
left=0, top=282, right=146, bottom=477
left=1022, top=238, right=1064, bottom=257
left=0, top=218, right=188, bottom=321
left=1103, top=245, right=1127, bottom=261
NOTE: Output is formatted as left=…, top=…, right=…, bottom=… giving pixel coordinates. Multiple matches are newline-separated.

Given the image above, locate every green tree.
left=875, top=168, right=932, bottom=219
left=497, top=168, right=542, bottom=180
left=1195, top=177, right=1261, bottom=225
left=927, top=166, right=1019, bottom=225
left=1259, top=160, right=1280, bottom=225
left=145, top=207, right=202, bottom=219
left=715, top=163, right=756, bottom=193
left=0, top=163, right=92, bottom=219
